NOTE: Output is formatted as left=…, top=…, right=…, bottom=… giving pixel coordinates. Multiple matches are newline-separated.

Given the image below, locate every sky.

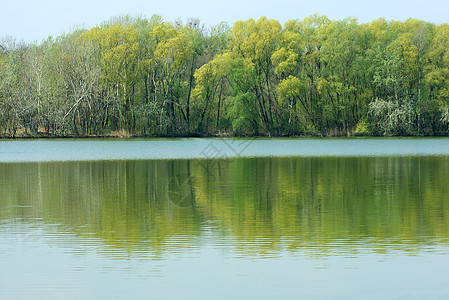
left=1, top=0, right=449, bottom=43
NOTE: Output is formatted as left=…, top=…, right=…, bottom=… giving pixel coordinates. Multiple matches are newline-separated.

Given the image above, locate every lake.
left=1, top=138, right=449, bottom=299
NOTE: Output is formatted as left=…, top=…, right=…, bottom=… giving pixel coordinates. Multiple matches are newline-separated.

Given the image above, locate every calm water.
left=1, top=137, right=449, bottom=162
left=1, top=138, right=449, bottom=299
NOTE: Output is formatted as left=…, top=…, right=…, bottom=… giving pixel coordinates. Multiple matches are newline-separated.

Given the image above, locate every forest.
left=1, top=14, right=449, bottom=137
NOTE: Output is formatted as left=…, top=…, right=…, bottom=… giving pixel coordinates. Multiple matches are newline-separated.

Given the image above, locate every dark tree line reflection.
left=1, top=156, right=449, bottom=256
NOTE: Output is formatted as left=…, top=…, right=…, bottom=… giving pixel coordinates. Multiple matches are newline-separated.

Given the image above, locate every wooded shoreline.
left=2, top=129, right=448, bottom=139
left=1, top=14, right=449, bottom=139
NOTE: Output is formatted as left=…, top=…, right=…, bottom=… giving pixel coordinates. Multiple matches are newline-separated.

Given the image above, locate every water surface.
left=1, top=139, right=449, bottom=299
left=1, top=137, right=449, bottom=162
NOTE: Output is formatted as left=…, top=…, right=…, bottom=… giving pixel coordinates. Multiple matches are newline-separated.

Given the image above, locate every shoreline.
left=2, top=132, right=449, bottom=140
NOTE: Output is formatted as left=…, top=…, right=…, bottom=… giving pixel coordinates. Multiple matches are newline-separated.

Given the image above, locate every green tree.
left=149, top=22, right=193, bottom=134
left=425, top=24, right=449, bottom=132
left=80, top=24, right=139, bottom=131
left=191, top=52, right=233, bottom=133
left=277, top=75, right=305, bottom=133
left=229, top=17, right=282, bottom=134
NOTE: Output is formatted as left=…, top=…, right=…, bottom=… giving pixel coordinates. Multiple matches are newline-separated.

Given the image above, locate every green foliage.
left=228, top=92, right=258, bottom=136
left=1, top=15, right=449, bottom=137
left=278, top=76, right=303, bottom=105
left=353, top=120, right=371, bottom=136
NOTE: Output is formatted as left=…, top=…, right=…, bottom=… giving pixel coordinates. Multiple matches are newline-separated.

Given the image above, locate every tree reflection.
left=1, top=156, right=449, bottom=257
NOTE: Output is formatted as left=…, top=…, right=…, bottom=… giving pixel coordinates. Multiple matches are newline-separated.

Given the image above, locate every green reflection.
left=1, top=156, right=449, bottom=256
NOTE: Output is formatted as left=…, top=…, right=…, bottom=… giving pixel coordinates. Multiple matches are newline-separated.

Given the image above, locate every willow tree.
left=79, top=24, right=139, bottom=131
left=424, top=24, right=449, bottom=133
left=229, top=17, right=282, bottom=134
left=277, top=75, right=306, bottom=133
left=147, top=23, right=193, bottom=134
left=191, top=52, right=233, bottom=133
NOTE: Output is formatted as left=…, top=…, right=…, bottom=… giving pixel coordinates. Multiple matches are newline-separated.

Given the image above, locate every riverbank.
left=2, top=130, right=448, bottom=140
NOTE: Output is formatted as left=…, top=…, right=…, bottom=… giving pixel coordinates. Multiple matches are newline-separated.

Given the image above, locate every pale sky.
left=1, top=0, right=449, bottom=43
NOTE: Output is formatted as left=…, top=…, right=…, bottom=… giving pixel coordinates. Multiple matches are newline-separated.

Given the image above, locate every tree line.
left=1, top=14, right=449, bottom=137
